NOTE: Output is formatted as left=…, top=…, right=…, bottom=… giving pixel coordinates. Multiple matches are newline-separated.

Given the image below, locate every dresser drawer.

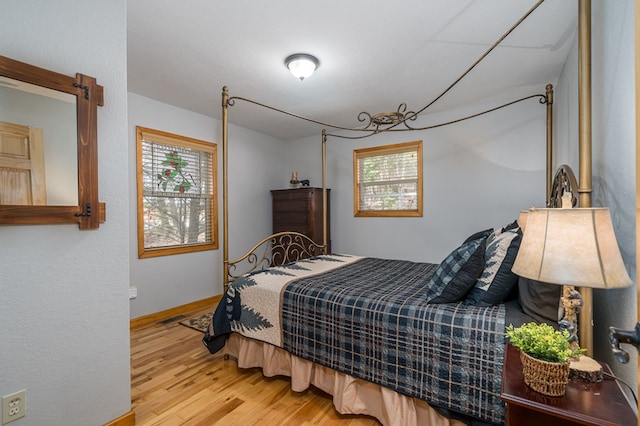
left=271, top=189, right=315, bottom=201
left=273, top=199, right=312, bottom=212
left=273, top=224, right=309, bottom=234
left=274, top=212, right=310, bottom=225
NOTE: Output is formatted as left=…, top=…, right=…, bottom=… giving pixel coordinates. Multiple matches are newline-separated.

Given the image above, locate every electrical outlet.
left=2, top=390, right=25, bottom=424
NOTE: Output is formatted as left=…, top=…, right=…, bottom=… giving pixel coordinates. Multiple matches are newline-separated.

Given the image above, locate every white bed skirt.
left=223, top=334, right=465, bottom=426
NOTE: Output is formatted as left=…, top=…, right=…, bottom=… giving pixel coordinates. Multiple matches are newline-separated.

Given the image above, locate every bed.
left=201, top=4, right=591, bottom=424
left=203, top=104, right=573, bottom=424
left=203, top=109, right=576, bottom=425
left=201, top=93, right=570, bottom=423
left=203, top=203, right=570, bottom=425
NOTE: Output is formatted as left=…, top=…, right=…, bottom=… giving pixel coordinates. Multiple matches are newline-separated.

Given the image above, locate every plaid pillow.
left=466, top=227, right=522, bottom=306
left=427, top=237, right=486, bottom=303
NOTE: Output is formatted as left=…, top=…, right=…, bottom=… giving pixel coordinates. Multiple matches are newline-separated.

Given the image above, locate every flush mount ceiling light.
left=285, top=53, right=319, bottom=81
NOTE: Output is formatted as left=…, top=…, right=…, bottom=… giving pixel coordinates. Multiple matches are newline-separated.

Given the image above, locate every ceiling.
left=127, top=0, right=578, bottom=140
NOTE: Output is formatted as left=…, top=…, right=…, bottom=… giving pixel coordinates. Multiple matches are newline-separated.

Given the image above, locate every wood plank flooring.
left=131, top=306, right=380, bottom=425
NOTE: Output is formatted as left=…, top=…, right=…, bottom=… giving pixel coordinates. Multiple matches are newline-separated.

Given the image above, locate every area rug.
left=179, top=312, right=212, bottom=333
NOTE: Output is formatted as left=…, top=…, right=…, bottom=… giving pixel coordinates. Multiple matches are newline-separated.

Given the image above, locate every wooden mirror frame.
left=0, top=55, right=105, bottom=229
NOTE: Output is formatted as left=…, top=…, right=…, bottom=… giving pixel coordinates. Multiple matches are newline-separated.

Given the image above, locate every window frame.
left=353, top=140, right=423, bottom=217
left=136, top=126, right=218, bottom=258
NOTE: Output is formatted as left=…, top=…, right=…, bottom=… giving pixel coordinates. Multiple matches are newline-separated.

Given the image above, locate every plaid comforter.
left=204, top=255, right=506, bottom=425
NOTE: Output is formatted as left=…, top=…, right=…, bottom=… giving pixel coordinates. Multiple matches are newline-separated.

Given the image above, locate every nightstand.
left=501, top=344, right=636, bottom=426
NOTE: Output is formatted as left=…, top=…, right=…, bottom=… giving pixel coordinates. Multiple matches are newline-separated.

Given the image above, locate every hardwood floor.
left=131, top=306, right=380, bottom=425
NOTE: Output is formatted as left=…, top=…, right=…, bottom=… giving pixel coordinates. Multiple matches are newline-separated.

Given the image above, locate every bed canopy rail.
left=220, top=0, right=556, bottom=293
left=223, top=91, right=551, bottom=139
left=221, top=85, right=554, bottom=292
left=223, top=0, right=548, bottom=140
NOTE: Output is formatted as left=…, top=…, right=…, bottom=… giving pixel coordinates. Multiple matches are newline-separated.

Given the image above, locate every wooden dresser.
left=271, top=187, right=330, bottom=253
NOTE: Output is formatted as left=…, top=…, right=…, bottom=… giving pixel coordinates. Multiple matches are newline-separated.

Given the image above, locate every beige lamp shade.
left=512, top=208, right=632, bottom=289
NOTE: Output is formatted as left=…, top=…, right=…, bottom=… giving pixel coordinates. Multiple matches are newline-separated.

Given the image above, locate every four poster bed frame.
left=210, top=88, right=560, bottom=426
left=205, top=2, right=597, bottom=425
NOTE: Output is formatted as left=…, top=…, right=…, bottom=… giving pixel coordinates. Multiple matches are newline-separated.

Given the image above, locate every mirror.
left=0, top=76, right=78, bottom=205
left=0, top=55, right=105, bottom=229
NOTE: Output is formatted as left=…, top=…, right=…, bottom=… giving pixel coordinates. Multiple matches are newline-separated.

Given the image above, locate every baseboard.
left=104, top=410, right=135, bottom=426
left=130, top=295, right=222, bottom=329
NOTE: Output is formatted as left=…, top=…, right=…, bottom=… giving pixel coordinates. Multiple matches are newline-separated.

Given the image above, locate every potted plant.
left=506, top=322, right=584, bottom=396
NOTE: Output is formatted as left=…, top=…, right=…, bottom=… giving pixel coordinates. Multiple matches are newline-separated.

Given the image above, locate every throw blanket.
left=204, top=254, right=506, bottom=425
left=203, top=254, right=362, bottom=351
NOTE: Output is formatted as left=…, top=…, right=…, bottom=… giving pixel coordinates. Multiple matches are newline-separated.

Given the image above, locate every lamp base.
left=569, top=355, right=603, bottom=382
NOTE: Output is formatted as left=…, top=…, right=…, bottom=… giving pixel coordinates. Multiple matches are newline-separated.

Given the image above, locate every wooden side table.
left=501, top=344, right=636, bottom=426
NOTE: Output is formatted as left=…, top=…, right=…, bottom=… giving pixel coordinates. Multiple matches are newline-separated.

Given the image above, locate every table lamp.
left=511, top=198, right=632, bottom=381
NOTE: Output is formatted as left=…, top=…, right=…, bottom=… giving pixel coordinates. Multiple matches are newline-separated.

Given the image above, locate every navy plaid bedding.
left=205, top=255, right=506, bottom=425
left=282, top=257, right=506, bottom=424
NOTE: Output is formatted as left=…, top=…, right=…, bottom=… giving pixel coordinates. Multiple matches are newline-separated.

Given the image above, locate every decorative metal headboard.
left=547, top=164, right=579, bottom=208
left=226, top=232, right=326, bottom=287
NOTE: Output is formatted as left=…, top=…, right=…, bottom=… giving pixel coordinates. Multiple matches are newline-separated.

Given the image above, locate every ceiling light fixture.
left=285, top=53, right=319, bottom=81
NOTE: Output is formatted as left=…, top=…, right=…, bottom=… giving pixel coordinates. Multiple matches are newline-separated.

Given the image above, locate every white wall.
left=555, top=0, right=637, bottom=399
left=0, top=1, right=130, bottom=425
left=288, top=95, right=548, bottom=263
left=591, top=3, right=637, bottom=385
left=128, top=93, right=288, bottom=318
left=224, top=122, right=291, bottom=259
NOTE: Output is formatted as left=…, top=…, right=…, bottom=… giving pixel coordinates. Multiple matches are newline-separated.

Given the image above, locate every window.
left=353, top=140, right=422, bottom=217
left=136, top=126, right=218, bottom=258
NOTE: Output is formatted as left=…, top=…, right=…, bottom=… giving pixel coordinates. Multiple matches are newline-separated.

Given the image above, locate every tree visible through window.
left=136, top=126, right=218, bottom=258
left=353, top=140, right=422, bottom=217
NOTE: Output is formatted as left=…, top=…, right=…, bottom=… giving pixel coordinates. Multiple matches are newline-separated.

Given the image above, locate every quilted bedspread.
left=204, top=254, right=506, bottom=425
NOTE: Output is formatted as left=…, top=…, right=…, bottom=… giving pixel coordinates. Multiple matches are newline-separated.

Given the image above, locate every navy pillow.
left=518, top=277, right=561, bottom=325
left=465, top=227, right=522, bottom=306
left=501, top=219, right=519, bottom=232
left=427, top=237, right=487, bottom=303
left=462, top=228, right=493, bottom=245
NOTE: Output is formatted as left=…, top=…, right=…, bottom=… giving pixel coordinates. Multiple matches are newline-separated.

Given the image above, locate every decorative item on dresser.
left=271, top=187, right=331, bottom=255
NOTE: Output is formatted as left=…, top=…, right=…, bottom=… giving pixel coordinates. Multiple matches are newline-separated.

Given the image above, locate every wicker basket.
left=519, top=350, right=570, bottom=396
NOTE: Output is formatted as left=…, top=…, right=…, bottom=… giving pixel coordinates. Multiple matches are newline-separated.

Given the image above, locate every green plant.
left=506, top=322, right=584, bottom=363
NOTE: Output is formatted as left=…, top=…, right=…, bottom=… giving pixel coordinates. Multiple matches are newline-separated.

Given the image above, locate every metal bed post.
left=578, top=0, right=593, bottom=357
left=222, top=86, right=230, bottom=294
left=546, top=84, right=554, bottom=202
left=322, top=129, right=328, bottom=254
